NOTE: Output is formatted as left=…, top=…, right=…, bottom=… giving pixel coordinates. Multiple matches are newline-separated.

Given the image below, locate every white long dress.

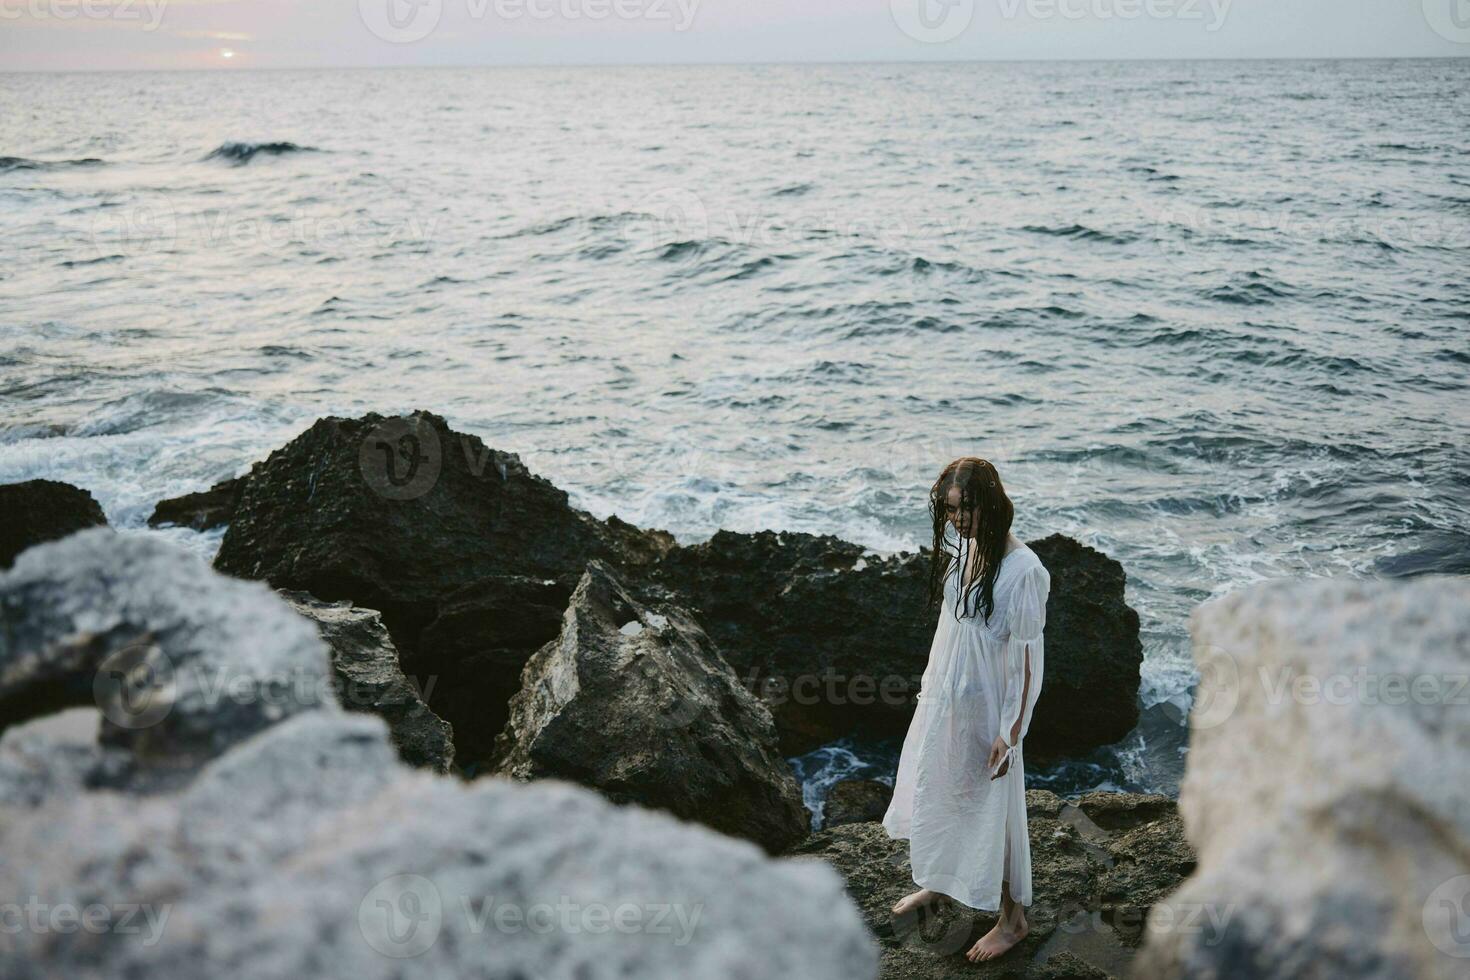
left=881, top=526, right=1051, bottom=911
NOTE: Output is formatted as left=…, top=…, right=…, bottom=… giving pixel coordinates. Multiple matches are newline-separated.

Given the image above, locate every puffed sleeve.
left=998, top=561, right=1050, bottom=750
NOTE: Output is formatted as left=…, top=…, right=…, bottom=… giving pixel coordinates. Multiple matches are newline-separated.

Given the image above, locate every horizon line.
left=4, top=52, right=1470, bottom=74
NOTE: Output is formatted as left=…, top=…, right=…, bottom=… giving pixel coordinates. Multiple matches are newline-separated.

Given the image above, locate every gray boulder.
left=280, top=591, right=454, bottom=773
left=0, top=528, right=327, bottom=771
left=0, top=533, right=878, bottom=979
left=1135, top=574, right=1470, bottom=979
left=492, top=560, right=812, bottom=855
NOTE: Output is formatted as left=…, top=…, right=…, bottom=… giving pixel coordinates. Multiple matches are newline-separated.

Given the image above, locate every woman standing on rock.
left=882, top=457, right=1052, bottom=963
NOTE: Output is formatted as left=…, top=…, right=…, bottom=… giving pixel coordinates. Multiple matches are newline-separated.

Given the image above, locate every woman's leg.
left=965, top=879, right=1029, bottom=962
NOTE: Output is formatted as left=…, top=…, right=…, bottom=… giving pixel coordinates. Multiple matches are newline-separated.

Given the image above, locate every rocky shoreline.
left=11, top=411, right=1461, bottom=977
left=189, top=410, right=1143, bottom=776
left=1, top=409, right=1175, bottom=978
left=792, top=789, right=1194, bottom=979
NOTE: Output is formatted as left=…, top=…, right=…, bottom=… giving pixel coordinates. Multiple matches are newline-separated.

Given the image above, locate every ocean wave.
left=73, top=389, right=239, bottom=438
left=1125, top=327, right=1214, bottom=347
left=771, top=182, right=814, bottom=197
left=1030, top=444, right=1186, bottom=474
left=1021, top=223, right=1139, bottom=245
left=204, top=141, right=319, bottom=165
left=0, top=155, right=104, bottom=173
left=1203, top=272, right=1294, bottom=306
left=719, top=256, right=780, bottom=282
left=906, top=256, right=987, bottom=281
left=59, top=254, right=124, bottom=268
left=657, top=239, right=705, bottom=261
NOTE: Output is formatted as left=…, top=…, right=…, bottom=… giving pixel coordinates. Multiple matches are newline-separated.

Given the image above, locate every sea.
left=3, top=59, right=1467, bottom=813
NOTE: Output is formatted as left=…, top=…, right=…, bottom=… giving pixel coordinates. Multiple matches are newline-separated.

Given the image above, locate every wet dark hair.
left=927, top=456, right=1014, bottom=623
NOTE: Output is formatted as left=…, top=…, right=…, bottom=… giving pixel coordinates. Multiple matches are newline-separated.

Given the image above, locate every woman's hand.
left=987, top=736, right=1011, bottom=780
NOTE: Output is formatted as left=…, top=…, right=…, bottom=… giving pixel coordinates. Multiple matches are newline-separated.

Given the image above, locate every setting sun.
left=219, top=48, right=235, bottom=60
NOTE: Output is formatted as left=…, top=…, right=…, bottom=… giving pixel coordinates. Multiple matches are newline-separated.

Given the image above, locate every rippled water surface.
left=3, top=60, right=1468, bottom=795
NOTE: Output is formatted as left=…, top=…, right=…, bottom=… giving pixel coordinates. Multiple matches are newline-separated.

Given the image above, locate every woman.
left=881, top=456, right=1051, bottom=963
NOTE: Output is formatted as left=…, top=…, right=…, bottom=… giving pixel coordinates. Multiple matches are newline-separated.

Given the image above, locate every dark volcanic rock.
left=0, top=480, right=108, bottom=570
left=211, top=411, right=674, bottom=766
left=636, top=529, right=1142, bottom=759
left=280, top=591, right=454, bottom=773
left=414, top=574, right=571, bottom=768
left=214, top=411, right=650, bottom=633
left=1026, top=535, right=1143, bottom=755
left=204, top=411, right=1137, bottom=771
left=492, top=560, right=811, bottom=855
left=785, top=791, right=1193, bottom=979
left=0, top=532, right=878, bottom=979
left=147, top=474, right=248, bottom=530
left=824, top=779, right=895, bottom=828
left=636, top=529, right=927, bottom=754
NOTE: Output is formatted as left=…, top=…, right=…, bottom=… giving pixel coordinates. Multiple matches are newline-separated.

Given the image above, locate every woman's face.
left=944, top=485, right=978, bottom=538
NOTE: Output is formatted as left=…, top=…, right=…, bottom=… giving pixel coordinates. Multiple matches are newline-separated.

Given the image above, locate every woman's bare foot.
left=891, top=888, right=941, bottom=916
left=965, top=917, right=1028, bottom=962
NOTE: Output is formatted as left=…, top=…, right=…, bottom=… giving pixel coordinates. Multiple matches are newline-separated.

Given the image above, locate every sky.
left=2, top=0, right=1469, bottom=71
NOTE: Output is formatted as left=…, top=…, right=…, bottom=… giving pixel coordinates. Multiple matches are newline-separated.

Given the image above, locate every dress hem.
left=908, top=870, right=1011, bottom=914
left=881, top=823, right=1030, bottom=912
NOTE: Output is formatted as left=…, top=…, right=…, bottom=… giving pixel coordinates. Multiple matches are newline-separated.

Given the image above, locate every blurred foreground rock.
left=0, top=532, right=877, bottom=979
left=1135, top=574, right=1470, bottom=979
left=0, top=479, right=107, bottom=570
left=492, top=560, right=810, bottom=854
